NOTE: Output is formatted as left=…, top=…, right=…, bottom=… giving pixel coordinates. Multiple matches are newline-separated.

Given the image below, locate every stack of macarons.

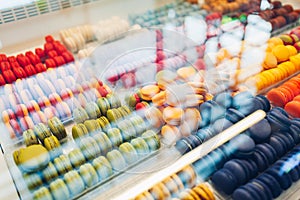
left=267, top=74, right=300, bottom=118
left=134, top=165, right=197, bottom=199
left=0, top=35, right=74, bottom=86
left=129, top=1, right=203, bottom=28
left=201, top=0, right=256, bottom=15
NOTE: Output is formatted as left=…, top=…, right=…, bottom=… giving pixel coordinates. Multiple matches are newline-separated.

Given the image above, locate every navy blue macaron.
left=211, top=168, right=238, bottom=195
left=250, top=179, right=273, bottom=200
left=266, top=165, right=293, bottom=190
left=232, top=185, right=260, bottom=200
left=252, top=150, right=269, bottom=172
left=223, top=160, right=247, bottom=185
left=276, top=159, right=300, bottom=182
left=199, top=101, right=214, bottom=127
left=272, top=132, right=295, bottom=151
left=257, top=173, right=282, bottom=198
left=269, top=135, right=287, bottom=157
left=255, top=143, right=277, bottom=165
left=247, top=119, right=271, bottom=143
left=255, top=95, right=271, bottom=112
left=229, top=134, right=255, bottom=158
left=289, top=125, right=300, bottom=144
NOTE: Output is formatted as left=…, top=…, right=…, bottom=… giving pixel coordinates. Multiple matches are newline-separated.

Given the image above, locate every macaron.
left=33, top=123, right=52, bottom=143
left=85, top=102, right=101, bottom=119
left=141, top=130, right=161, bottom=151
left=44, top=135, right=62, bottom=159
left=63, top=170, right=85, bottom=196
left=246, top=119, right=271, bottom=143
left=42, top=162, right=59, bottom=183
left=23, top=129, right=39, bottom=146
left=73, top=107, right=89, bottom=124
left=163, top=106, right=184, bottom=126
left=131, top=137, right=150, bottom=155
left=72, top=123, right=89, bottom=140
left=211, top=167, right=238, bottom=195
left=97, top=116, right=111, bottom=132
left=79, top=163, right=99, bottom=187
left=68, top=148, right=86, bottom=168
left=107, top=128, right=123, bottom=147
left=84, top=119, right=102, bottom=135
left=92, top=156, right=113, bottom=180
left=79, top=136, right=101, bottom=160
left=106, top=149, right=127, bottom=171
left=119, top=142, right=139, bottom=165
left=140, top=84, right=160, bottom=101
left=53, top=154, right=73, bottom=175
left=48, top=117, right=67, bottom=141
left=14, top=144, right=50, bottom=172
left=33, top=187, right=53, bottom=200
left=213, top=91, right=232, bottom=108
left=256, top=173, right=283, bottom=198
left=23, top=172, right=43, bottom=191
left=144, top=106, right=165, bottom=129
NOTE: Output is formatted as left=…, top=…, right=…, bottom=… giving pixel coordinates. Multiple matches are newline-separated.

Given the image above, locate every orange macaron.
left=285, top=101, right=300, bottom=118
left=163, top=106, right=184, bottom=126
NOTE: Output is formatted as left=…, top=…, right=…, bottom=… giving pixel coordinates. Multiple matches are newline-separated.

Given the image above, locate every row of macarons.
left=175, top=92, right=271, bottom=154
left=16, top=130, right=160, bottom=197
left=267, top=73, right=300, bottom=118
left=231, top=145, right=300, bottom=200
left=134, top=133, right=258, bottom=199
left=0, top=36, right=75, bottom=85
left=211, top=121, right=300, bottom=196
left=129, top=0, right=202, bottom=27
left=59, top=16, right=130, bottom=54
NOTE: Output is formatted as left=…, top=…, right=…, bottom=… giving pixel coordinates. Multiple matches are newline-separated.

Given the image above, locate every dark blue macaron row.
left=192, top=134, right=255, bottom=182
left=233, top=145, right=300, bottom=200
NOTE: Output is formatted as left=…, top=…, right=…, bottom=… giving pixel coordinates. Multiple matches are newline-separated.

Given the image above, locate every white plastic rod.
left=114, top=109, right=266, bottom=200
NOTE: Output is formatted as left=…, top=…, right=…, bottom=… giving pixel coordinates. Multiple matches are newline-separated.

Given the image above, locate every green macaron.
left=97, top=97, right=110, bottom=116
left=48, top=117, right=67, bottom=141
left=96, top=116, right=111, bottom=132
left=106, top=149, right=127, bottom=171
left=130, top=137, right=150, bottom=155
left=79, top=163, right=99, bottom=187
left=49, top=178, right=70, bottom=199
left=107, top=128, right=123, bottom=147
left=84, top=119, right=102, bottom=135
left=23, top=129, right=39, bottom=147
left=93, top=132, right=113, bottom=155
left=85, top=102, right=101, bottom=119
left=72, top=123, right=89, bottom=140
left=53, top=154, right=73, bottom=175
left=33, top=123, right=52, bottom=144
left=79, top=136, right=101, bottom=160
left=68, top=148, right=86, bottom=168
left=23, top=172, right=43, bottom=191
left=141, top=130, right=161, bottom=151
left=119, top=142, right=139, bottom=165
left=44, top=135, right=62, bottom=159
left=92, top=156, right=113, bottom=181
left=64, top=170, right=85, bottom=197
left=33, top=186, right=53, bottom=200
left=42, top=162, right=59, bottom=183
left=73, top=107, right=89, bottom=124
left=106, top=93, right=121, bottom=109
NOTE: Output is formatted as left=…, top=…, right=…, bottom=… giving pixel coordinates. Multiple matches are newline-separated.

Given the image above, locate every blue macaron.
left=175, top=139, right=193, bottom=154
left=250, top=179, right=273, bottom=200
left=213, top=91, right=233, bottom=109
left=246, top=119, right=271, bottom=143
left=229, top=134, right=255, bottom=158
left=252, top=150, right=269, bottom=172
left=225, top=108, right=245, bottom=124
left=269, top=136, right=287, bottom=158
left=257, top=173, right=282, bottom=198
left=289, top=124, right=300, bottom=144
left=266, top=165, right=293, bottom=190
left=211, top=168, right=238, bottom=195
left=209, top=148, right=228, bottom=169
left=212, top=117, right=233, bottom=134
left=223, top=160, right=247, bottom=185
left=255, top=143, right=277, bottom=165
left=232, top=185, right=260, bottom=200
left=255, top=95, right=271, bottom=112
